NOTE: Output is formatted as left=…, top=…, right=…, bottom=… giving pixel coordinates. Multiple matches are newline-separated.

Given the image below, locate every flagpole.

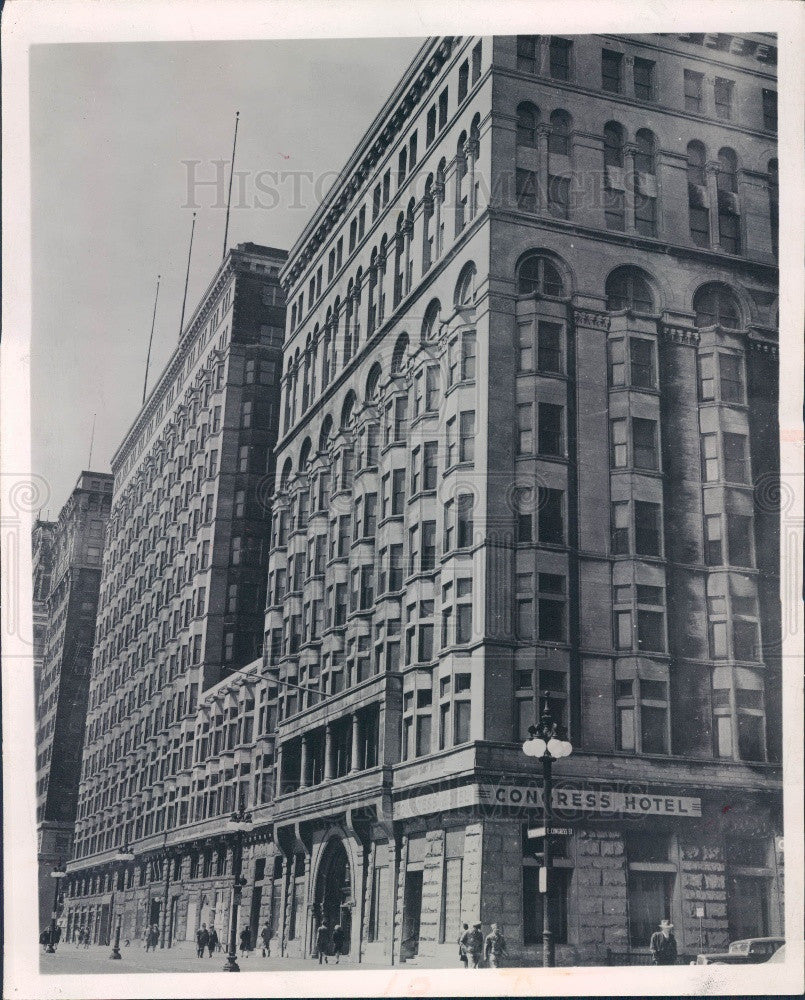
left=87, top=413, right=97, bottom=468
left=142, top=274, right=161, bottom=405
left=179, top=212, right=196, bottom=341
left=222, top=111, right=240, bottom=260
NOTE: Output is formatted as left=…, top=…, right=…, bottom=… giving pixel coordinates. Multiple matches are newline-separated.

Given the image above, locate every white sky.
left=30, top=37, right=423, bottom=515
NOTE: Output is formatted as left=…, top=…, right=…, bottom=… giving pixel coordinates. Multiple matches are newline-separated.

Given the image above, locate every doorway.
left=402, top=871, right=423, bottom=959
left=149, top=898, right=162, bottom=931
left=249, top=886, right=263, bottom=946
left=314, top=839, right=352, bottom=956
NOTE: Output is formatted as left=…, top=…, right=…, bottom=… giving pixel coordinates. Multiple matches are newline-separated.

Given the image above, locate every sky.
left=30, top=37, right=424, bottom=516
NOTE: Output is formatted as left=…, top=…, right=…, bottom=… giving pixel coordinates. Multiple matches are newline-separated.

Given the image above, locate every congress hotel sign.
left=480, top=784, right=702, bottom=817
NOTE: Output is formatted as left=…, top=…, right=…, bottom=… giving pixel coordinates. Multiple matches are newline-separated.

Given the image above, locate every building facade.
left=264, top=32, right=781, bottom=966
left=62, top=243, right=286, bottom=948
left=35, top=474, right=112, bottom=930
left=61, top=33, right=782, bottom=967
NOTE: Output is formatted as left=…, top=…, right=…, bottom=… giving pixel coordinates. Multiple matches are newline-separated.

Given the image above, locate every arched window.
left=290, top=303, right=297, bottom=329
left=422, top=299, right=441, bottom=340
left=603, top=121, right=624, bottom=167
left=605, top=266, right=655, bottom=313
left=633, top=129, right=657, bottom=236
left=516, top=253, right=564, bottom=297
left=516, top=102, right=539, bottom=148
left=456, top=131, right=468, bottom=235
left=686, top=141, right=709, bottom=247
left=423, top=175, right=435, bottom=272
left=455, top=261, right=477, bottom=307
left=391, top=333, right=409, bottom=374
left=318, top=414, right=333, bottom=453
left=548, top=110, right=571, bottom=156
left=686, top=140, right=706, bottom=186
left=435, top=158, right=447, bottom=258
left=340, top=390, right=356, bottom=430
left=279, top=458, right=293, bottom=491
left=693, top=283, right=741, bottom=329
left=716, top=149, right=741, bottom=254
left=366, top=361, right=382, bottom=399
left=298, top=437, right=312, bottom=473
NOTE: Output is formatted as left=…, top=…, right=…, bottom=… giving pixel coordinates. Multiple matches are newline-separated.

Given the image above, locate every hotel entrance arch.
left=313, top=838, right=352, bottom=956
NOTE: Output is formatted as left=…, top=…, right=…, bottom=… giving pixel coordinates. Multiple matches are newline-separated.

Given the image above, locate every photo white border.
left=2, top=1, right=802, bottom=997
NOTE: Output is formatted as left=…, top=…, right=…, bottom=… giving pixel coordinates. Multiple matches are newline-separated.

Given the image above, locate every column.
left=706, top=161, right=721, bottom=251
left=299, top=736, right=309, bottom=789
left=536, top=123, right=550, bottom=212
left=350, top=714, right=361, bottom=773
left=624, top=144, right=637, bottom=234
left=324, top=724, right=334, bottom=780
left=538, top=36, right=550, bottom=75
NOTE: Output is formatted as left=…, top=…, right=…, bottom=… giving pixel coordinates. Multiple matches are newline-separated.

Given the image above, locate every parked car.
left=696, top=937, right=785, bottom=965
left=764, top=943, right=786, bottom=963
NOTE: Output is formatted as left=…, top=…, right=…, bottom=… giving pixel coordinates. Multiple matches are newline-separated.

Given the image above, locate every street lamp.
left=223, top=800, right=253, bottom=973
left=522, top=694, right=573, bottom=969
left=44, top=863, right=66, bottom=953
left=109, top=845, right=136, bottom=960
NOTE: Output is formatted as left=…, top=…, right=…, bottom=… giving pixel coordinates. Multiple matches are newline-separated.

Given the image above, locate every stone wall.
left=678, top=835, right=729, bottom=953
left=574, top=828, right=628, bottom=963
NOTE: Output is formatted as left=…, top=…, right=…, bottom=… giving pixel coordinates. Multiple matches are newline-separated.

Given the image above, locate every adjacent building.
left=35, top=474, right=112, bottom=930
left=264, top=32, right=781, bottom=966
left=62, top=243, right=286, bottom=948
left=62, top=32, right=781, bottom=967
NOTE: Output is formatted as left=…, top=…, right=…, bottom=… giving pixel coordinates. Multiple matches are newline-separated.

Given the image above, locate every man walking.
left=331, top=924, right=344, bottom=964
left=260, top=921, right=271, bottom=958
left=483, top=923, right=508, bottom=968
left=458, top=922, right=469, bottom=967
left=239, top=925, right=252, bottom=957
left=315, top=921, right=330, bottom=964
left=207, top=925, right=219, bottom=956
left=460, top=922, right=484, bottom=969
left=196, top=923, right=208, bottom=958
left=650, top=918, right=678, bottom=965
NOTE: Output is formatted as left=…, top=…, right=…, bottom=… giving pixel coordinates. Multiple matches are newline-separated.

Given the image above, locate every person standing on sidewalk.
left=260, top=922, right=271, bottom=958
left=315, top=921, right=330, bottom=964
left=458, top=923, right=469, bottom=967
left=239, top=926, right=251, bottom=957
left=195, top=924, right=208, bottom=958
left=331, top=924, right=344, bottom=964
left=650, top=919, right=678, bottom=965
left=207, top=925, right=219, bottom=957
left=460, top=923, right=483, bottom=969
left=483, top=923, right=508, bottom=968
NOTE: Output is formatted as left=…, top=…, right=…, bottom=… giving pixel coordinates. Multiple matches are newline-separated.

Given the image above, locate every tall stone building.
left=62, top=243, right=286, bottom=948
left=62, top=33, right=781, bottom=966
left=35, top=473, right=112, bottom=931
left=263, top=32, right=781, bottom=965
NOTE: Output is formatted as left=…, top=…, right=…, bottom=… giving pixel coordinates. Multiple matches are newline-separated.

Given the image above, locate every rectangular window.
left=611, top=501, right=629, bottom=554
left=391, top=468, right=406, bottom=515
left=516, top=35, right=539, bottom=75
left=516, top=168, right=538, bottom=213
left=547, top=175, right=570, bottom=219
left=610, top=418, right=627, bottom=467
left=458, top=60, right=469, bottom=103
left=602, top=49, right=623, bottom=93
left=538, top=402, right=563, bottom=456
left=637, top=610, right=665, bottom=652
left=733, top=619, right=759, bottom=661
left=422, top=521, right=437, bottom=571
left=461, top=332, right=476, bottom=381
left=628, top=870, right=675, bottom=947
left=409, top=131, right=417, bottom=168
left=632, top=417, right=658, bottom=470
left=684, top=69, right=704, bottom=112
left=472, top=41, right=482, bottom=82
left=517, top=403, right=533, bottom=455
left=762, top=88, right=777, bottom=131
left=459, top=411, right=475, bottom=463
left=715, top=77, right=734, bottom=120
left=426, top=106, right=436, bottom=146
left=457, top=493, right=474, bottom=549
left=634, top=500, right=661, bottom=556
left=372, top=184, right=381, bottom=220
left=723, top=432, right=748, bottom=483
left=549, top=37, right=571, bottom=80
left=423, top=441, right=438, bottom=491
left=633, top=57, right=655, bottom=100
left=454, top=700, right=471, bottom=744
left=630, top=338, right=655, bottom=389
left=698, top=354, right=715, bottom=400
left=537, top=573, right=565, bottom=642
left=425, top=365, right=439, bottom=410
left=538, top=487, right=564, bottom=544
left=705, top=514, right=723, bottom=565
left=538, top=321, right=563, bottom=373
left=701, top=433, right=719, bottom=482
left=719, top=354, right=744, bottom=403
left=727, top=512, right=753, bottom=567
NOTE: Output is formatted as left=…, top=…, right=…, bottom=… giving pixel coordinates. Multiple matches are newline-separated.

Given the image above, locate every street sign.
left=527, top=826, right=573, bottom=838
left=538, top=868, right=547, bottom=893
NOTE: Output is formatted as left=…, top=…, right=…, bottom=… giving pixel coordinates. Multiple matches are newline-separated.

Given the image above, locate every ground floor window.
left=727, top=874, right=770, bottom=940
left=522, top=867, right=570, bottom=945
left=627, top=870, right=674, bottom=948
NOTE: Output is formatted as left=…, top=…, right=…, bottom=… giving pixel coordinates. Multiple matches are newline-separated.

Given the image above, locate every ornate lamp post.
left=223, top=800, right=253, bottom=972
left=522, top=694, right=573, bottom=969
left=109, top=845, right=136, bottom=959
left=44, top=863, right=66, bottom=953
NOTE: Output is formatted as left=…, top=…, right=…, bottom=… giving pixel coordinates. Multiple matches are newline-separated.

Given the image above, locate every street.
left=39, top=940, right=418, bottom=974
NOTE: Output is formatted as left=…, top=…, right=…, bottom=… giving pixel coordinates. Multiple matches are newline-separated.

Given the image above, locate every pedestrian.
left=460, top=922, right=483, bottom=969
left=315, top=921, right=329, bottom=964
left=239, top=926, right=251, bottom=957
left=196, top=923, right=209, bottom=958
left=84, top=927, right=91, bottom=948
left=260, top=921, right=271, bottom=958
left=39, top=929, right=49, bottom=951
left=458, top=922, right=468, bottom=968
left=207, top=925, right=219, bottom=957
left=331, top=924, right=344, bottom=964
left=75, top=928, right=83, bottom=948
left=147, top=923, right=159, bottom=952
left=483, top=923, right=508, bottom=969
left=650, top=918, right=678, bottom=966
left=54, top=924, right=62, bottom=950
